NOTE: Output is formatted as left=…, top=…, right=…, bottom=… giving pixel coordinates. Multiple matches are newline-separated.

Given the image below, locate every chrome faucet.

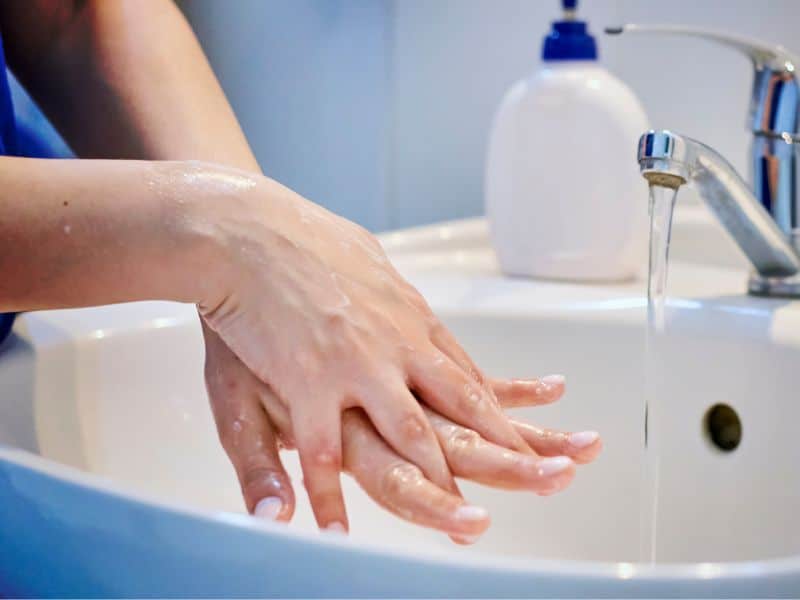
left=607, top=25, right=800, bottom=297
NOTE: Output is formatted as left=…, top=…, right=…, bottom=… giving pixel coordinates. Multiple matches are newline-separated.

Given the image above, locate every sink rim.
left=3, top=445, right=798, bottom=584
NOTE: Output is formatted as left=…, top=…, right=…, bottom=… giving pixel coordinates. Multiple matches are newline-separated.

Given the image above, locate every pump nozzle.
left=542, top=0, right=596, bottom=61
left=562, top=0, right=578, bottom=20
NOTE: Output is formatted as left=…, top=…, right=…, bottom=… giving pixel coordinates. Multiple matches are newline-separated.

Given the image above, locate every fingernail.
left=541, top=374, right=565, bottom=387
left=254, top=497, right=283, bottom=520
left=326, top=521, right=347, bottom=534
left=536, top=456, right=573, bottom=477
left=454, top=504, right=489, bottom=522
left=568, top=430, right=599, bottom=449
left=457, top=534, right=480, bottom=545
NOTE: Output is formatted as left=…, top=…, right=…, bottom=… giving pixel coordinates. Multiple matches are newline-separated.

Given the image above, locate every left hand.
left=203, top=323, right=601, bottom=542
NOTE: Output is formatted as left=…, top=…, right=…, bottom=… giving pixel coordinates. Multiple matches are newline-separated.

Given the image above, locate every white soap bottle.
left=485, top=0, right=649, bottom=281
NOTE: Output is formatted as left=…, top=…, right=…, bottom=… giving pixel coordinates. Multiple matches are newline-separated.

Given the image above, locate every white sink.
left=1, top=206, right=798, bottom=596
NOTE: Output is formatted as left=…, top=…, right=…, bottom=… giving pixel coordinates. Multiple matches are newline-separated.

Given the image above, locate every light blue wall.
left=184, top=0, right=800, bottom=231
left=183, top=0, right=391, bottom=231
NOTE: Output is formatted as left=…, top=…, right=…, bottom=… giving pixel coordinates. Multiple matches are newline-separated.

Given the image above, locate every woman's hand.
left=194, top=165, right=541, bottom=530
left=204, top=323, right=601, bottom=541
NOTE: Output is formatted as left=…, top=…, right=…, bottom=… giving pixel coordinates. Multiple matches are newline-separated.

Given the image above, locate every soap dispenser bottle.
left=485, top=0, right=649, bottom=281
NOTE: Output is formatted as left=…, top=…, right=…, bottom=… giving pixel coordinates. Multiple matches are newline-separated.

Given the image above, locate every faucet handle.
left=605, top=24, right=798, bottom=71
left=605, top=24, right=800, bottom=138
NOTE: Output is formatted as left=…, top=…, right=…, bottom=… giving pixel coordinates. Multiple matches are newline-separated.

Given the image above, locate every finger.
left=491, top=375, right=566, bottom=408
left=408, top=350, right=533, bottom=454
left=428, top=321, right=488, bottom=387
left=256, top=383, right=297, bottom=450
left=358, top=376, right=458, bottom=494
left=342, top=409, right=490, bottom=539
left=292, top=402, right=348, bottom=532
left=425, top=408, right=576, bottom=495
left=426, top=325, right=534, bottom=454
left=208, top=392, right=295, bottom=522
left=512, top=420, right=603, bottom=465
left=203, top=329, right=295, bottom=521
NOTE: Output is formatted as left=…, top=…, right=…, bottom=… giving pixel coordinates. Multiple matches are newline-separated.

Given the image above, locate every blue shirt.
left=0, top=29, right=17, bottom=346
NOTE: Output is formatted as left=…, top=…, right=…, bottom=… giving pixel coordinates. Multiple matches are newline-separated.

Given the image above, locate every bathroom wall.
left=181, top=0, right=391, bottom=230
left=183, top=0, right=800, bottom=231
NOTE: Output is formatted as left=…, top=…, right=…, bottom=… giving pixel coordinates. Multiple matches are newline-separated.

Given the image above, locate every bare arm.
left=0, top=157, right=234, bottom=311
left=0, top=0, right=258, bottom=168
left=0, top=2, right=258, bottom=309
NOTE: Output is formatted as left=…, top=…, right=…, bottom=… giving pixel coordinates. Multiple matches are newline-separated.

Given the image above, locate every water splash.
left=640, top=183, right=679, bottom=563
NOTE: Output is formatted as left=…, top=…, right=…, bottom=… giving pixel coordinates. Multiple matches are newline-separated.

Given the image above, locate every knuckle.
left=447, top=427, right=481, bottom=454
left=457, top=384, right=486, bottom=414
left=240, top=465, right=287, bottom=495
left=380, top=462, right=424, bottom=498
left=306, top=446, right=342, bottom=471
left=397, top=410, right=429, bottom=442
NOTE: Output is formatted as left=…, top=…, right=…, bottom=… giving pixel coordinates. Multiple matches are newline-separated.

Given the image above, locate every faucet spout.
left=638, top=130, right=800, bottom=284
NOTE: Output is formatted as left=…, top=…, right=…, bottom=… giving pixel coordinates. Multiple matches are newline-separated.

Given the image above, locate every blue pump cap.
left=542, top=0, right=597, bottom=61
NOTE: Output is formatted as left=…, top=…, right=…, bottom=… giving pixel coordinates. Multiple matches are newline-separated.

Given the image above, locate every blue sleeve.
left=0, top=313, right=14, bottom=346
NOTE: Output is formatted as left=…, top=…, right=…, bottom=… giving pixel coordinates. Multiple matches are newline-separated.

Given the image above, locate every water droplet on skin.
left=389, top=463, right=424, bottom=485
left=180, top=163, right=258, bottom=194
left=449, top=428, right=479, bottom=450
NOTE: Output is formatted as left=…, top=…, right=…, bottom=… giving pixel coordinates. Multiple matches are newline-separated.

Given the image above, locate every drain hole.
left=703, top=404, right=742, bottom=452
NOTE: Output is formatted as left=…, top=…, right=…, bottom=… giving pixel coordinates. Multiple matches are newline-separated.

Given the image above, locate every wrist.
left=164, top=161, right=265, bottom=308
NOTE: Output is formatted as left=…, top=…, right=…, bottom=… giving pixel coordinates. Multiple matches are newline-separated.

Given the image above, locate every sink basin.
left=1, top=206, right=798, bottom=596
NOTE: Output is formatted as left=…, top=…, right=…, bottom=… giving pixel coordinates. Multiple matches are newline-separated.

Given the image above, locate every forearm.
left=1, top=0, right=259, bottom=171
left=0, top=157, right=237, bottom=311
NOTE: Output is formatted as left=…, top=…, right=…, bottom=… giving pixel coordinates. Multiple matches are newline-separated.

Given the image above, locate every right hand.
left=192, top=164, right=557, bottom=531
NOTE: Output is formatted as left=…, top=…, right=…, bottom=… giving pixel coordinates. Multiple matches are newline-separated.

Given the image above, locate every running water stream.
left=640, top=182, right=680, bottom=563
